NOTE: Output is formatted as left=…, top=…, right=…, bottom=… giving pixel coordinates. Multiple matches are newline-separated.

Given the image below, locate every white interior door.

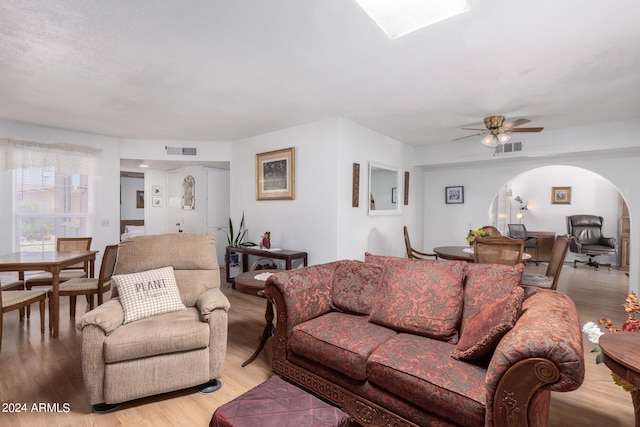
left=205, top=168, right=230, bottom=266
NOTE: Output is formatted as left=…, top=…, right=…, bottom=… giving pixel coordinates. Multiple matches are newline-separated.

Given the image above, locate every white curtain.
left=0, top=138, right=102, bottom=176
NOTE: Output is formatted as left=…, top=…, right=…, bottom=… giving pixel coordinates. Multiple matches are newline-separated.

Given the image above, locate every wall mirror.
left=368, top=162, right=402, bottom=216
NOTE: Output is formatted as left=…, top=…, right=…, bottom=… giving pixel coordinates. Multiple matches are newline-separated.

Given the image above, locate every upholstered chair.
left=521, top=235, right=571, bottom=290
left=78, top=233, right=229, bottom=412
left=566, top=215, right=617, bottom=270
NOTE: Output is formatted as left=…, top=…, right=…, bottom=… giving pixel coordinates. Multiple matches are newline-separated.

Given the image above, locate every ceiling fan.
left=452, top=115, right=544, bottom=147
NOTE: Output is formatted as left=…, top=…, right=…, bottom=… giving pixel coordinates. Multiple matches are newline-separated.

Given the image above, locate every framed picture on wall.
left=152, top=197, right=163, bottom=207
left=136, top=190, right=144, bottom=208
left=256, top=147, right=295, bottom=200
left=152, top=185, right=163, bottom=196
left=551, top=186, right=572, bottom=204
left=445, top=186, right=464, bottom=204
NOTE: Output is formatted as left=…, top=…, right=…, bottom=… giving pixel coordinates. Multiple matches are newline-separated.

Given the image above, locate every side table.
left=234, top=269, right=282, bottom=367
left=599, top=332, right=640, bottom=426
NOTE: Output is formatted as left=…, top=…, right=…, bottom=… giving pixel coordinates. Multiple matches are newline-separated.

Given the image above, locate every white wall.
left=335, top=118, right=419, bottom=261
left=231, top=117, right=418, bottom=266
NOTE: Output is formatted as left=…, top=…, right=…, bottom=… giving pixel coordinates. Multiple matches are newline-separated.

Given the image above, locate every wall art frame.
left=256, top=147, right=295, bottom=200
left=136, top=190, right=144, bottom=208
left=551, top=186, right=572, bottom=204
left=445, top=186, right=464, bottom=204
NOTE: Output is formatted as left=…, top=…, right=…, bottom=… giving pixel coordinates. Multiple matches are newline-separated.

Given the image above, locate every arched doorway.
left=489, top=165, right=628, bottom=270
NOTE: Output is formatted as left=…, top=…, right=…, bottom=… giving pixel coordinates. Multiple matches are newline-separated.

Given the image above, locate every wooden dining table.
left=433, top=246, right=532, bottom=262
left=0, top=250, right=98, bottom=338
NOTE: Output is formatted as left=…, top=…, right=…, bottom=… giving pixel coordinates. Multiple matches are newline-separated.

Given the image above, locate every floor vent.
left=165, top=146, right=197, bottom=156
left=495, top=141, right=522, bottom=154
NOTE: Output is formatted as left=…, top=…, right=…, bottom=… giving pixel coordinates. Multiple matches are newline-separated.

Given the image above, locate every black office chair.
left=566, top=215, right=616, bottom=270
left=507, top=224, right=540, bottom=265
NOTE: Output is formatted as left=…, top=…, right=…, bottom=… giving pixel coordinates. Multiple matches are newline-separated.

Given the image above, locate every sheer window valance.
left=0, top=138, right=102, bottom=176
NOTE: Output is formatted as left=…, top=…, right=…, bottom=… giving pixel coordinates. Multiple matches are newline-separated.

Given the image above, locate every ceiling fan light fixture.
left=481, top=134, right=497, bottom=147
left=497, top=133, right=511, bottom=144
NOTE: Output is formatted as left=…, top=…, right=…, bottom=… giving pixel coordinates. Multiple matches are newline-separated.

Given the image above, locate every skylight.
left=354, top=0, right=470, bottom=39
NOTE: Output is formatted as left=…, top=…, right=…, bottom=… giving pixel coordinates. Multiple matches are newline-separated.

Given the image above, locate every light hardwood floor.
left=0, top=265, right=635, bottom=426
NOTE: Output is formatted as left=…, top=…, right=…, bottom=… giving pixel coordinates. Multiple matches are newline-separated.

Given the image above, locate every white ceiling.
left=1, top=0, right=639, bottom=147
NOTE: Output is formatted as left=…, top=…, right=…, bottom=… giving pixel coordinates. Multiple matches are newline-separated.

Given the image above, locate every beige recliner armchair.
left=78, top=233, right=229, bottom=412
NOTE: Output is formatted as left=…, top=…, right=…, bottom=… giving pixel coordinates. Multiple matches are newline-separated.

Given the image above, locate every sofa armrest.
left=197, top=288, right=230, bottom=321
left=486, top=288, right=585, bottom=427
left=265, top=263, right=336, bottom=340
left=77, top=299, right=125, bottom=336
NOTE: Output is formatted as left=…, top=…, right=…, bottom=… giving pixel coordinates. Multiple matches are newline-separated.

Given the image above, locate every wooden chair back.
left=403, top=226, right=438, bottom=260
left=545, top=235, right=571, bottom=290
left=473, top=236, right=524, bottom=265
left=97, top=244, right=119, bottom=305
left=57, top=237, right=93, bottom=271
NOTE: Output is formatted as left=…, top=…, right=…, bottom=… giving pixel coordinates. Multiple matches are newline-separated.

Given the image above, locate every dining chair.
left=404, top=226, right=438, bottom=260
left=521, top=235, right=571, bottom=290
left=473, top=236, right=524, bottom=266
left=24, top=237, right=93, bottom=317
left=1, top=282, right=48, bottom=353
left=507, top=224, right=540, bottom=265
left=49, top=244, right=118, bottom=318
left=25, top=237, right=94, bottom=290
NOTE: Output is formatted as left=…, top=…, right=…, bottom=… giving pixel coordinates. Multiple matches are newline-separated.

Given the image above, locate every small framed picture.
left=152, top=185, right=163, bottom=196
left=136, top=190, right=144, bottom=208
left=152, top=197, right=163, bottom=207
left=551, top=186, right=572, bottom=204
left=445, top=186, right=464, bottom=204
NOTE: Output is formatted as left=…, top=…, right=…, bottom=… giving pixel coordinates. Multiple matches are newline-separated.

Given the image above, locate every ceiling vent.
left=495, top=141, right=522, bottom=155
left=165, top=146, right=197, bottom=156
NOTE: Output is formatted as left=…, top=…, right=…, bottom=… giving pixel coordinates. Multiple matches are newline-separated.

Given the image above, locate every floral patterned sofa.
left=264, top=254, right=584, bottom=427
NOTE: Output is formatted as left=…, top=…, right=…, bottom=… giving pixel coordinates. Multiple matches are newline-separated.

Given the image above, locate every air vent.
left=165, top=146, right=197, bottom=156
left=495, top=141, right=522, bottom=154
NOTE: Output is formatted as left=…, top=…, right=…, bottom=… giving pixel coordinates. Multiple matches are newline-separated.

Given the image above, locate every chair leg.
left=39, top=299, right=45, bottom=334
left=69, top=296, right=76, bottom=317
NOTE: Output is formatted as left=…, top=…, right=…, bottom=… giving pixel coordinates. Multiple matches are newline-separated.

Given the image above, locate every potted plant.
left=225, top=212, right=256, bottom=264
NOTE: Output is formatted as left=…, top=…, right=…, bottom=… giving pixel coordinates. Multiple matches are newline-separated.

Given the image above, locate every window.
left=14, top=168, right=92, bottom=252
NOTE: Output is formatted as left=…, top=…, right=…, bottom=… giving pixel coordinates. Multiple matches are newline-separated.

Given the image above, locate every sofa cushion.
left=368, top=258, right=466, bottom=343
left=367, top=333, right=486, bottom=426
left=331, top=260, right=385, bottom=315
left=460, top=263, right=524, bottom=337
left=452, top=285, right=524, bottom=360
left=112, top=266, right=186, bottom=324
left=104, top=307, right=209, bottom=363
left=291, top=312, right=397, bottom=381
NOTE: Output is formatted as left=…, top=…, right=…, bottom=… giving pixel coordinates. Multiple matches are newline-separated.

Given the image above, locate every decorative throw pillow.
left=460, top=263, right=524, bottom=334
left=452, top=285, right=524, bottom=360
left=112, top=266, right=186, bottom=324
left=369, top=259, right=466, bottom=343
left=331, top=260, right=385, bottom=315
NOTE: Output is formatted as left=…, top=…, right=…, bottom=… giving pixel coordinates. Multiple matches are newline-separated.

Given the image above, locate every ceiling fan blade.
left=509, top=127, right=544, bottom=133
left=451, top=132, right=484, bottom=141
left=503, top=118, right=531, bottom=128
left=460, top=127, right=486, bottom=131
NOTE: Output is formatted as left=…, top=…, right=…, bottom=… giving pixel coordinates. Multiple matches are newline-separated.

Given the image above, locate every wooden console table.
left=225, top=246, right=307, bottom=286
